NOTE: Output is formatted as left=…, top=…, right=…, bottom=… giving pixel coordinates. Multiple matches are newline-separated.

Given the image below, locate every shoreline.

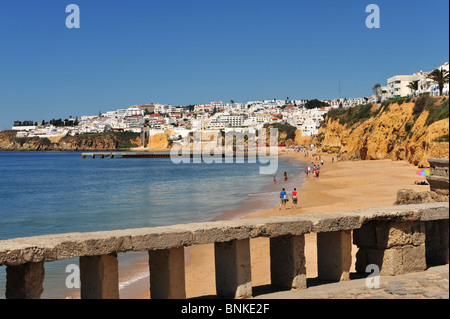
left=62, top=151, right=305, bottom=299
left=128, top=149, right=428, bottom=299
left=62, top=148, right=429, bottom=299
left=0, top=148, right=171, bottom=153
left=119, top=153, right=307, bottom=299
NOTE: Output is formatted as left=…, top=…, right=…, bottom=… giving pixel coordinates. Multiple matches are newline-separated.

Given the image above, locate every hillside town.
left=11, top=62, right=449, bottom=144
left=10, top=98, right=367, bottom=141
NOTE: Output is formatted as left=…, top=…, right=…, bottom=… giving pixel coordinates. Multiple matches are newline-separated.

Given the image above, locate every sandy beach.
left=126, top=149, right=428, bottom=299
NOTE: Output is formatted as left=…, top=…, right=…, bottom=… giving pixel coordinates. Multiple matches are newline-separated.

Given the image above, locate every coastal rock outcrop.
left=394, top=189, right=447, bottom=205
left=395, top=158, right=449, bottom=205
left=0, top=131, right=142, bottom=151
left=294, top=129, right=313, bottom=148
left=317, top=97, right=449, bottom=167
left=143, top=132, right=170, bottom=149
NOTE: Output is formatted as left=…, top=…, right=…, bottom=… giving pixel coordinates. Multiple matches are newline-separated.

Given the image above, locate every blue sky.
left=0, top=0, right=448, bottom=129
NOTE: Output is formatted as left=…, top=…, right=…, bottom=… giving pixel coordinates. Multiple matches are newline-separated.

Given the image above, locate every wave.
left=119, top=272, right=150, bottom=290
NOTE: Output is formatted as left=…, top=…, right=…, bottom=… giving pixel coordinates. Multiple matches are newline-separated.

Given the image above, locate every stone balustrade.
left=0, top=202, right=448, bottom=299
left=427, top=158, right=449, bottom=197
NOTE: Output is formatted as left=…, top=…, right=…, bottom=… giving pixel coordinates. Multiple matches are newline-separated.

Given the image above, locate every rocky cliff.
left=0, top=131, right=141, bottom=151
left=317, top=96, right=449, bottom=167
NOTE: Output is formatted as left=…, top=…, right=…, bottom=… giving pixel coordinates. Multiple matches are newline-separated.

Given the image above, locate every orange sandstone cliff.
left=316, top=96, right=449, bottom=167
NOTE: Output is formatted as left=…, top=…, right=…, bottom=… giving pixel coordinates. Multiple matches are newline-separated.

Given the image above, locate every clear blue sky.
left=0, top=0, right=448, bottom=129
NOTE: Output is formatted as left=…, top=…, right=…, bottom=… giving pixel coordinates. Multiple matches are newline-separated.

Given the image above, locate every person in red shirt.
left=292, top=188, right=298, bottom=209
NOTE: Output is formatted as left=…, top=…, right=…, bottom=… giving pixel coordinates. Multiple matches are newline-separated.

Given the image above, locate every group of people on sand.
left=279, top=187, right=298, bottom=210
left=305, top=163, right=321, bottom=178
left=277, top=157, right=329, bottom=210
left=272, top=171, right=298, bottom=210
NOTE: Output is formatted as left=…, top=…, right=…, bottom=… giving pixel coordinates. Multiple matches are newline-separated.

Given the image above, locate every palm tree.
left=427, top=68, right=449, bottom=96
left=407, top=80, right=419, bottom=97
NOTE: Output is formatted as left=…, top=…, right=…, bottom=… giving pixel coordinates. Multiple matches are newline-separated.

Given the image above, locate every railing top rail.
left=0, top=202, right=448, bottom=267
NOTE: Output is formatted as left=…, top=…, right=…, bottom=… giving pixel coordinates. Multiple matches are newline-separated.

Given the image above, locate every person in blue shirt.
left=279, top=188, right=287, bottom=210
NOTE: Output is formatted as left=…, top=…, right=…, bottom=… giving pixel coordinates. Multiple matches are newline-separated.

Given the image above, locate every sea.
left=0, top=151, right=307, bottom=299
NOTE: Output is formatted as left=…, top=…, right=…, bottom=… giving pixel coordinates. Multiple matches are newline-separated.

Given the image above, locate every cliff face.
left=0, top=131, right=140, bottom=151
left=294, top=129, right=313, bottom=147
left=143, top=132, right=171, bottom=149
left=318, top=97, right=449, bottom=167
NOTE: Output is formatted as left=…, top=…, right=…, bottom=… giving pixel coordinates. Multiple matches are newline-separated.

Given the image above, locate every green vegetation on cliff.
left=425, top=98, right=449, bottom=126
left=324, top=103, right=374, bottom=126
left=324, top=96, right=448, bottom=129
left=264, top=123, right=297, bottom=142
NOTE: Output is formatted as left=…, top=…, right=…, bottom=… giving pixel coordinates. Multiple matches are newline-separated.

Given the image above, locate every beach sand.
left=128, top=150, right=428, bottom=299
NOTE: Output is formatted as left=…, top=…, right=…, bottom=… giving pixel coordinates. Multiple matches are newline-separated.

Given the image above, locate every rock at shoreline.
left=0, top=130, right=141, bottom=152
left=394, top=189, right=449, bottom=205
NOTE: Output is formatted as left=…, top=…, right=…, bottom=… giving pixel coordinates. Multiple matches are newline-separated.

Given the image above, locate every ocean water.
left=0, top=151, right=306, bottom=298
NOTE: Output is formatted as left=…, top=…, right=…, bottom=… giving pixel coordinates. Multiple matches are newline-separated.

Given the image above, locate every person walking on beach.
left=279, top=188, right=287, bottom=210
left=292, top=188, right=298, bottom=209
left=284, top=171, right=288, bottom=182
left=305, top=167, right=308, bottom=178
left=273, top=176, right=276, bottom=184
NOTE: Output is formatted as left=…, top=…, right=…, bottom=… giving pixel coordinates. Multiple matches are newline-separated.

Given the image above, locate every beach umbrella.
left=416, top=169, right=430, bottom=176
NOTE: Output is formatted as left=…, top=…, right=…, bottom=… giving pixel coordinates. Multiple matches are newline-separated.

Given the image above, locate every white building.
left=300, top=118, right=320, bottom=136
left=418, top=62, right=449, bottom=96
left=387, top=73, right=427, bottom=98
left=385, top=62, right=449, bottom=98
left=256, top=113, right=272, bottom=124
left=228, top=115, right=244, bottom=127
left=103, top=111, right=118, bottom=118
left=154, top=104, right=172, bottom=114
left=11, top=125, right=37, bottom=131
left=125, top=107, right=144, bottom=117
left=116, top=109, right=127, bottom=117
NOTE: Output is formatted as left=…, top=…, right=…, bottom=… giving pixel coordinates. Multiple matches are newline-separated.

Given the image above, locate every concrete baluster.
left=214, top=239, right=252, bottom=299
left=317, top=230, right=352, bottom=281
left=5, top=262, right=45, bottom=299
left=269, top=235, right=307, bottom=290
left=148, top=247, right=186, bottom=299
left=80, top=253, right=119, bottom=299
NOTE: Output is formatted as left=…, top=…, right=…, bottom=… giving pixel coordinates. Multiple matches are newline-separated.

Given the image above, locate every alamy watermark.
left=66, top=4, right=80, bottom=29
left=65, top=264, right=80, bottom=289
left=64, top=4, right=380, bottom=30
left=365, top=264, right=380, bottom=289
left=169, top=128, right=279, bottom=175
left=365, top=4, right=380, bottom=29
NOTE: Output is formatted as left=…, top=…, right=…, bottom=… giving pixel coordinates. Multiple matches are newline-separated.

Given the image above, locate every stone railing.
left=0, top=202, right=448, bottom=299
left=427, top=158, right=449, bottom=197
